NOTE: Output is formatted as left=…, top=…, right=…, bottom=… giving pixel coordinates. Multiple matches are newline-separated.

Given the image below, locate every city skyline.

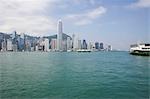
left=0, top=19, right=112, bottom=52
left=0, top=0, right=149, bottom=50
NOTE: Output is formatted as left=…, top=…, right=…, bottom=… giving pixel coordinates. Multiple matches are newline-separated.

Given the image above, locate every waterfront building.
left=11, top=31, right=18, bottom=51
left=67, top=37, right=71, bottom=50
left=57, top=19, right=63, bottom=51
left=17, top=36, right=22, bottom=51
left=25, top=40, right=31, bottom=51
left=72, top=34, right=75, bottom=50
left=20, top=33, right=25, bottom=39
left=108, top=45, right=112, bottom=51
left=12, top=44, right=18, bottom=52
left=19, top=33, right=25, bottom=51
left=35, top=45, right=38, bottom=51
left=50, top=38, right=57, bottom=51
left=100, top=43, right=104, bottom=50
left=0, top=33, right=3, bottom=51
left=20, top=38, right=25, bottom=51
left=11, top=31, right=17, bottom=39
left=88, top=42, right=93, bottom=50
left=62, top=40, right=67, bottom=51
left=82, top=40, right=87, bottom=49
left=7, top=39, right=12, bottom=51
left=44, top=38, right=49, bottom=52
left=31, top=47, right=34, bottom=51
left=77, top=39, right=82, bottom=50
left=0, top=42, right=1, bottom=51
left=95, top=42, right=99, bottom=50
left=1, top=39, right=7, bottom=51
left=12, top=31, right=17, bottom=44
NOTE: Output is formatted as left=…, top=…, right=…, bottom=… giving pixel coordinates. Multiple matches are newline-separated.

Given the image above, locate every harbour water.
left=0, top=51, right=149, bottom=99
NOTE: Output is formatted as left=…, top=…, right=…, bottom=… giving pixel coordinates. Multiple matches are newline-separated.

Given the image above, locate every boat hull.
left=130, top=50, right=150, bottom=56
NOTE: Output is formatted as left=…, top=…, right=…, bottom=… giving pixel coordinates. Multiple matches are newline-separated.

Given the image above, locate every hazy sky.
left=0, top=0, right=149, bottom=50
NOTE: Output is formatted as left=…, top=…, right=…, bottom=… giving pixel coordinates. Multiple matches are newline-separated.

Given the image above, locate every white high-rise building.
left=77, top=39, right=82, bottom=50
left=67, top=37, right=71, bottom=50
left=72, top=34, right=75, bottom=50
left=62, top=40, right=67, bottom=51
left=12, top=31, right=16, bottom=39
left=44, top=38, right=49, bottom=52
left=88, top=42, right=93, bottom=50
left=1, top=40, right=7, bottom=51
left=51, top=38, right=57, bottom=51
left=20, top=33, right=25, bottom=39
left=7, top=39, right=12, bottom=51
left=35, top=45, right=38, bottom=51
left=57, top=19, right=63, bottom=51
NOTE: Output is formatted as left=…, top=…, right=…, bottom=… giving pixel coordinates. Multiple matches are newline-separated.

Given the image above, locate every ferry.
left=130, top=43, right=150, bottom=56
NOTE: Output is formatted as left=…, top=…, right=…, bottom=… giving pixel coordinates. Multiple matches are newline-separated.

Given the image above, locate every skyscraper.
left=72, top=34, right=75, bottom=50
left=7, top=39, right=12, bottom=51
left=82, top=40, right=87, bottom=49
left=57, top=19, right=63, bottom=51
left=88, top=42, right=93, bottom=50
left=44, top=38, right=49, bottom=52
left=100, top=43, right=104, bottom=49
left=67, top=37, right=71, bottom=50
left=2, top=39, right=6, bottom=51
left=95, top=42, right=99, bottom=50
left=51, top=38, right=57, bottom=51
left=77, top=39, right=81, bottom=50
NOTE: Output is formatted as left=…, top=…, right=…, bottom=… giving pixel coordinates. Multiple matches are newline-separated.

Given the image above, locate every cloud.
left=1, top=16, right=56, bottom=36
left=72, top=0, right=96, bottom=5
left=128, top=0, right=150, bottom=8
left=65, top=6, right=106, bottom=26
left=0, top=0, right=106, bottom=35
left=0, top=0, right=58, bottom=36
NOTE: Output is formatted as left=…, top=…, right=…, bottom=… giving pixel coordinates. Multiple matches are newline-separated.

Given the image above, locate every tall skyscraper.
left=51, top=38, right=57, bottom=51
left=7, top=39, right=13, bottom=51
left=77, top=39, right=81, bottom=50
left=100, top=43, right=104, bottom=49
left=88, top=42, right=93, bottom=50
left=2, top=39, right=6, bottom=51
left=82, top=40, right=87, bottom=49
left=57, top=19, right=63, bottom=51
left=95, top=42, right=99, bottom=50
left=72, top=34, right=75, bottom=50
left=12, top=31, right=17, bottom=39
left=44, top=38, right=49, bottom=52
left=67, top=37, right=71, bottom=50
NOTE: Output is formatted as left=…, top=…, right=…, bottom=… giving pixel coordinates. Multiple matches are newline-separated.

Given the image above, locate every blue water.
left=0, top=51, right=149, bottom=99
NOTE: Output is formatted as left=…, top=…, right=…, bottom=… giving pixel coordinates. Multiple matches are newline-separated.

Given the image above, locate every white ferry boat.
left=130, top=43, right=150, bottom=56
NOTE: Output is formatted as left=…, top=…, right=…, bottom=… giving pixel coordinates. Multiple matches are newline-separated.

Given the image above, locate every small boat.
left=130, top=43, right=150, bottom=56
left=77, top=49, right=91, bottom=52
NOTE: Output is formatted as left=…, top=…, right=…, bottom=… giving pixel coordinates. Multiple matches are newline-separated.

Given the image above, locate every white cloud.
left=128, top=0, right=150, bottom=8
left=0, top=0, right=58, bottom=36
left=65, top=6, right=106, bottom=26
left=0, top=0, right=106, bottom=35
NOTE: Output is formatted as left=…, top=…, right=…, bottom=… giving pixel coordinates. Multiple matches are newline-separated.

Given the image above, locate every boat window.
left=142, top=48, right=150, bottom=49
left=145, top=44, right=150, bottom=46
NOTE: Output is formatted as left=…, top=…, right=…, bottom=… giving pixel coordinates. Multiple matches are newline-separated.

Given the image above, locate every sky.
left=0, top=0, right=149, bottom=50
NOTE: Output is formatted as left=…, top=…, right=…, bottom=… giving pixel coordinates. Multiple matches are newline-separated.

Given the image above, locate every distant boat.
left=67, top=50, right=72, bottom=52
left=77, top=49, right=91, bottom=52
left=130, top=43, right=150, bottom=56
